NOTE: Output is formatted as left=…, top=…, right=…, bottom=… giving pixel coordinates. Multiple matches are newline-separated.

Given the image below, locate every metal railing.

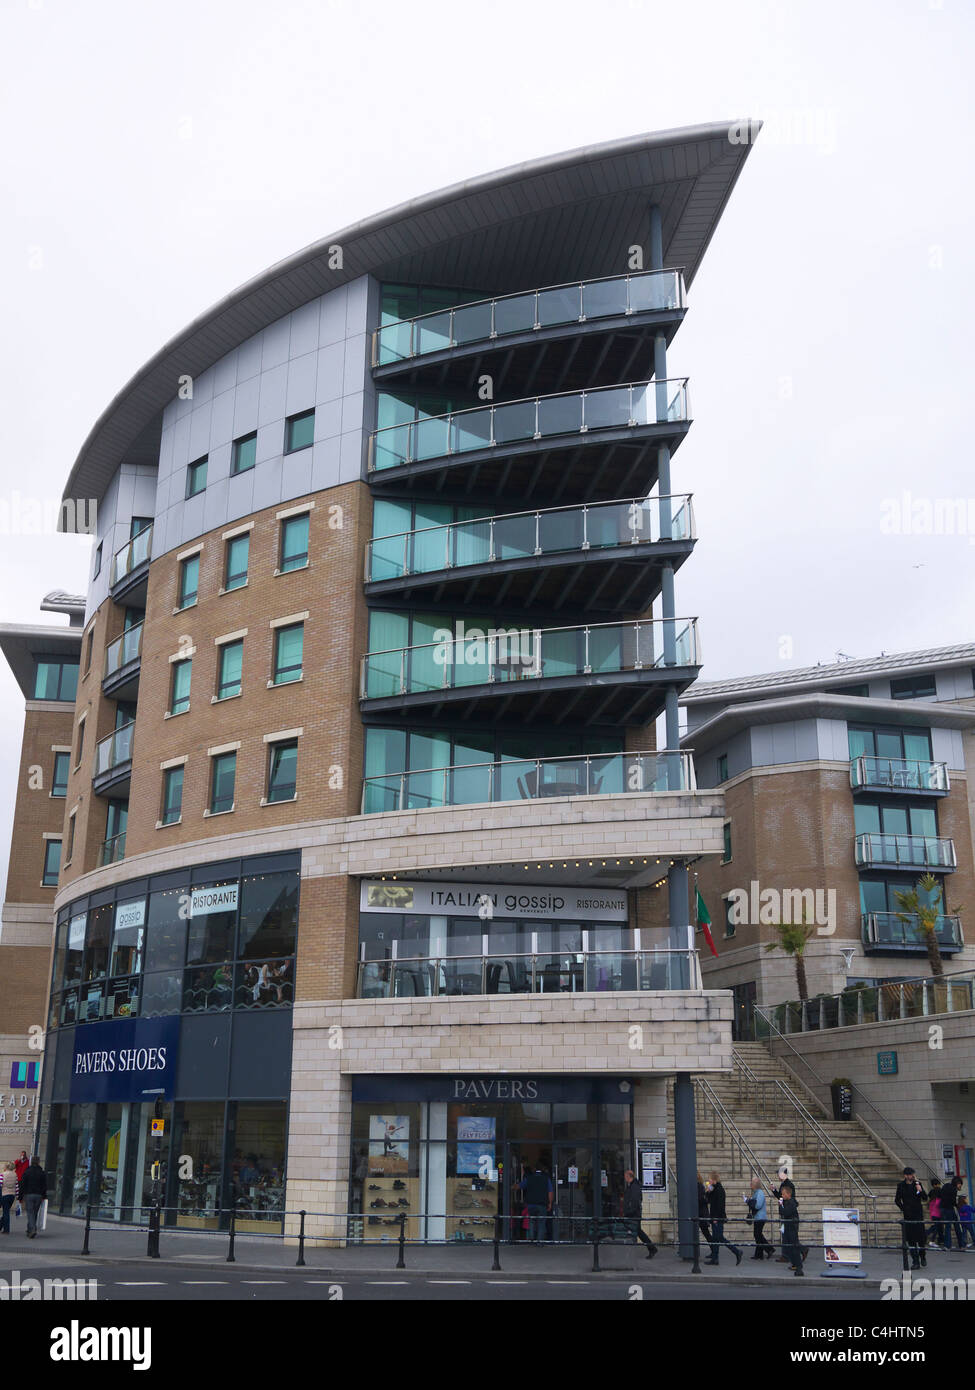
left=368, top=378, right=690, bottom=472
left=758, top=970, right=975, bottom=1035
left=854, top=832, right=956, bottom=870
left=94, top=721, right=135, bottom=777
left=360, top=616, right=700, bottom=699
left=373, top=267, right=686, bottom=366
left=366, top=494, right=694, bottom=583
left=850, top=755, right=949, bottom=793
left=357, top=947, right=701, bottom=998
left=691, top=1077, right=778, bottom=1192
left=110, top=525, right=153, bottom=586
left=863, top=910, right=963, bottom=950
left=104, top=621, right=144, bottom=679
left=99, top=831, right=126, bottom=866
left=361, top=748, right=694, bottom=813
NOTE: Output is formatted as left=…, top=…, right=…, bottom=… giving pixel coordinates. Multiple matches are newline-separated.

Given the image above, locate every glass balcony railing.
left=111, top=525, right=153, bottom=587
left=850, top=755, right=949, bottom=793
left=373, top=268, right=687, bottom=366
left=362, top=749, right=694, bottom=814
left=361, top=617, right=700, bottom=700
left=365, top=494, right=694, bottom=583
left=862, top=911, right=963, bottom=950
left=357, top=947, right=700, bottom=999
left=758, top=971, right=975, bottom=1034
left=854, top=832, right=956, bottom=870
left=368, top=379, right=690, bottom=472
left=99, top=831, right=126, bottom=866
left=104, top=622, right=144, bottom=679
left=94, top=722, right=135, bottom=778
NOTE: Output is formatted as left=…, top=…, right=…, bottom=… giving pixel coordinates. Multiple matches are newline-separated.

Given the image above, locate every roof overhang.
left=683, top=693, right=975, bottom=752
left=0, top=623, right=83, bottom=701
left=61, top=122, right=760, bottom=522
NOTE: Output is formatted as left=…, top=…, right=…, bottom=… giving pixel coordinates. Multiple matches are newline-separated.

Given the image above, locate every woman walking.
left=0, top=1163, right=18, bottom=1233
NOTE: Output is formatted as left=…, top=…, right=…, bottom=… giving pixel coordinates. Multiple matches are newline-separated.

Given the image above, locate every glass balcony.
left=104, top=622, right=144, bottom=679
left=99, top=831, right=126, bottom=866
left=862, top=911, right=963, bottom=951
left=110, top=524, right=153, bottom=587
left=94, top=721, right=135, bottom=778
left=759, top=971, right=975, bottom=1034
left=362, top=748, right=694, bottom=813
left=357, top=947, right=699, bottom=998
left=366, top=494, right=694, bottom=583
left=854, top=832, right=956, bottom=871
left=369, top=379, right=690, bottom=473
left=373, top=268, right=686, bottom=366
left=361, top=617, right=700, bottom=700
left=850, top=755, right=949, bottom=794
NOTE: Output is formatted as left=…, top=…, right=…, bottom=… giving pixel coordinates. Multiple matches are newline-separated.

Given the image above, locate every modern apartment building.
left=15, top=126, right=762, bottom=1242
left=684, top=644, right=975, bottom=1034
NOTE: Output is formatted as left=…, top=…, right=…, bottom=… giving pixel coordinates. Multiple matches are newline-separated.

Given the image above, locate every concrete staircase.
left=666, top=1042, right=903, bottom=1241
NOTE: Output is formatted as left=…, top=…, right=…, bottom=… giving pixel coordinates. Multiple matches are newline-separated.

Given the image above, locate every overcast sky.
left=0, top=0, right=972, bottom=896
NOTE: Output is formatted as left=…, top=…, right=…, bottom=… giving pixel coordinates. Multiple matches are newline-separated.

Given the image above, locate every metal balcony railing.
left=365, top=494, right=694, bottom=583
left=362, top=748, right=694, bottom=813
left=99, top=831, right=126, bottom=866
left=850, top=755, right=949, bottom=793
left=862, top=910, right=963, bottom=950
left=110, top=524, right=153, bottom=587
left=357, top=947, right=701, bottom=999
left=360, top=616, right=700, bottom=700
left=94, top=722, right=135, bottom=777
left=368, top=378, right=690, bottom=472
left=854, top=832, right=956, bottom=870
left=757, top=969, right=975, bottom=1035
left=104, top=622, right=144, bottom=679
left=372, top=268, right=687, bottom=366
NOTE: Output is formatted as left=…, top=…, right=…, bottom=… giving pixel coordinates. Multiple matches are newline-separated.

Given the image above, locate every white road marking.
left=427, top=1279, right=471, bottom=1284
left=115, top=1281, right=165, bottom=1286
left=241, top=1279, right=286, bottom=1284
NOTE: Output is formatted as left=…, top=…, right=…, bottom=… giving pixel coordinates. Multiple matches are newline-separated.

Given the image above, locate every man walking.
left=778, top=1180, right=804, bottom=1274
left=622, top=1169, right=657, bottom=1259
left=520, top=1163, right=553, bottom=1243
left=703, top=1172, right=743, bottom=1266
left=894, top=1167, right=927, bottom=1269
left=20, top=1156, right=47, bottom=1238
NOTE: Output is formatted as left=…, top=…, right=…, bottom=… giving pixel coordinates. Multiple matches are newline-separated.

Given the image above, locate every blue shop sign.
left=351, top=1075, right=635, bottom=1105
left=70, top=1016, right=179, bottom=1103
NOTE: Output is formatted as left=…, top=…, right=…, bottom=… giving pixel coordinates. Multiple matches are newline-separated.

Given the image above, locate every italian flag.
left=695, top=886, right=719, bottom=958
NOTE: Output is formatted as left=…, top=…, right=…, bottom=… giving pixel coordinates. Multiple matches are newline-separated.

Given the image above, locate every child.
left=927, top=1179, right=943, bottom=1248
left=959, top=1193, right=975, bottom=1249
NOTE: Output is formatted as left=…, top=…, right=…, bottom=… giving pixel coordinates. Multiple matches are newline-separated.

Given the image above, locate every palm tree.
left=764, top=918, right=815, bottom=1002
left=892, top=873, right=949, bottom=979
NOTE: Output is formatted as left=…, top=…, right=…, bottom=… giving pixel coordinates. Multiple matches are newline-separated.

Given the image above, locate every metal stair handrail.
left=692, top=1076, right=778, bottom=1193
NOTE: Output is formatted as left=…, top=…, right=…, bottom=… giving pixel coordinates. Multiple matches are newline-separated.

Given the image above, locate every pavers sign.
left=70, top=1017, right=179, bottom=1103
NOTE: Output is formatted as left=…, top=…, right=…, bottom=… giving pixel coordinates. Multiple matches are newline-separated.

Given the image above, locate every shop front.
left=349, top=1074, right=636, bottom=1245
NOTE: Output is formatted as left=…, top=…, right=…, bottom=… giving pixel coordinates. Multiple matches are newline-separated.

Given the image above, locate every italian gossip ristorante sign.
left=360, top=879, right=627, bottom=922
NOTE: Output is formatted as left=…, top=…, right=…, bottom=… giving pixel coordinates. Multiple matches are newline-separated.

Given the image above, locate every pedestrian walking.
left=520, top=1163, right=553, bottom=1243
left=19, top=1156, right=47, bottom=1238
left=958, top=1193, right=975, bottom=1249
left=0, top=1163, right=18, bottom=1233
left=778, top=1180, right=804, bottom=1275
left=745, top=1176, right=774, bottom=1259
left=697, top=1172, right=711, bottom=1250
left=894, top=1167, right=928, bottom=1269
left=703, top=1172, right=743, bottom=1266
left=939, top=1175, right=965, bottom=1250
left=622, top=1169, right=657, bottom=1259
left=926, top=1180, right=944, bottom=1247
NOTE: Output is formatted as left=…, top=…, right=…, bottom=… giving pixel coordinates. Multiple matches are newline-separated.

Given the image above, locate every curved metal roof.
left=61, top=121, right=760, bottom=520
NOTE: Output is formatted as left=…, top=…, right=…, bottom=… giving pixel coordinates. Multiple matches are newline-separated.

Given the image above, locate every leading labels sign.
left=70, top=1016, right=179, bottom=1104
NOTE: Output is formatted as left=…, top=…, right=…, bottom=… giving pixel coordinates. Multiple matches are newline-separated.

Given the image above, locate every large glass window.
left=209, top=752, right=236, bottom=814
left=224, top=534, right=249, bottom=591
left=52, top=751, right=70, bottom=797
left=186, top=879, right=237, bottom=965
left=232, top=1103, right=287, bottom=1229
left=177, top=555, right=199, bottom=609
left=34, top=658, right=79, bottom=702
left=272, top=624, right=303, bottom=684
left=42, top=839, right=62, bottom=886
left=890, top=674, right=936, bottom=701
left=143, top=880, right=188, bottom=973
left=216, top=640, right=243, bottom=700
left=238, top=867, right=299, bottom=959
left=110, top=899, right=145, bottom=976
left=279, top=514, right=309, bottom=572
left=267, top=740, right=297, bottom=803
left=161, top=766, right=183, bottom=825
left=174, top=1102, right=225, bottom=1227
left=170, top=658, right=192, bottom=715
left=84, top=903, right=113, bottom=981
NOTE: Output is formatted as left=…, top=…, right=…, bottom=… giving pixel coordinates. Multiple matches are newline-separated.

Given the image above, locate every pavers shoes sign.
left=360, top=879, right=627, bottom=921
left=70, top=1016, right=179, bottom=1103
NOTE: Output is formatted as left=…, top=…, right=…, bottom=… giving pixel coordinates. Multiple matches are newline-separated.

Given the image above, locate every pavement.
left=3, top=1214, right=974, bottom=1288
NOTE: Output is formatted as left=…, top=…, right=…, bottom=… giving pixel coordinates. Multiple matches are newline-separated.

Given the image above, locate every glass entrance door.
left=553, top=1144, right=595, bottom=1243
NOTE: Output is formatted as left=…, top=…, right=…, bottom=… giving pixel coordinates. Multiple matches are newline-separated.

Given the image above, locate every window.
left=224, top=534, right=249, bottom=591
left=231, top=432, right=257, bottom=475
left=42, top=839, right=62, bottom=887
left=209, top=752, right=236, bottom=814
left=66, top=815, right=76, bottom=863
left=279, top=514, right=309, bottom=572
left=34, top=658, right=79, bottom=703
left=722, top=822, right=732, bottom=862
left=84, top=629, right=94, bottom=674
left=890, top=674, right=937, bottom=701
left=177, top=554, right=199, bottom=609
left=716, top=753, right=728, bottom=782
left=186, top=456, right=208, bottom=499
left=75, top=718, right=86, bottom=767
left=93, top=543, right=102, bottom=579
left=724, top=896, right=736, bottom=939
left=267, top=740, right=298, bottom=803
left=836, top=682, right=869, bottom=697
left=272, top=624, right=304, bottom=685
left=161, top=766, right=184, bottom=825
left=52, top=752, right=70, bottom=797
left=848, top=725, right=932, bottom=762
left=130, top=516, right=152, bottom=539
left=284, top=410, right=315, bottom=453
left=170, top=658, right=192, bottom=715
left=216, top=640, right=244, bottom=700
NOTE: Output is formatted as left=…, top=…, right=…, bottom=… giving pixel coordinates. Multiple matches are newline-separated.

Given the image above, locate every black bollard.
left=901, top=1220, right=910, bottom=1273
left=491, top=1213, right=501, bottom=1272
left=591, top=1219, right=601, bottom=1272
left=297, top=1210, right=307, bottom=1267
left=81, top=1203, right=92, bottom=1256
left=146, top=1203, right=160, bottom=1259
left=227, top=1209, right=236, bottom=1263
left=691, top=1215, right=701, bottom=1275
left=396, top=1211, right=406, bottom=1270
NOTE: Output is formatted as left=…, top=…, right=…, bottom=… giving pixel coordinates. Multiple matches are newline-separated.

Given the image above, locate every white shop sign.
left=190, top=884, right=239, bottom=917
left=360, top=879, right=627, bottom=923
left=115, top=899, right=146, bottom=931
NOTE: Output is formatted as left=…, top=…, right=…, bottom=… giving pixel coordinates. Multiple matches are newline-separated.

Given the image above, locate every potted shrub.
left=830, top=1076, right=854, bottom=1120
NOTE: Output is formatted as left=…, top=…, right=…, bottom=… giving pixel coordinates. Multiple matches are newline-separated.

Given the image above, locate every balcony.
left=92, top=722, right=134, bottom=796
left=365, top=494, right=695, bottom=618
left=357, top=947, right=700, bottom=999
left=110, top=524, right=152, bottom=604
left=99, top=831, right=126, bottom=867
left=360, top=616, right=700, bottom=725
left=372, top=269, right=687, bottom=394
left=850, top=755, right=949, bottom=796
left=102, top=621, right=144, bottom=700
left=367, top=379, right=690, bottom=505
left=862, top=911, right=963, bottom=955
left=362, top=748, right=694, bottom=814
left=854, top=832, right=956, bottom=872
